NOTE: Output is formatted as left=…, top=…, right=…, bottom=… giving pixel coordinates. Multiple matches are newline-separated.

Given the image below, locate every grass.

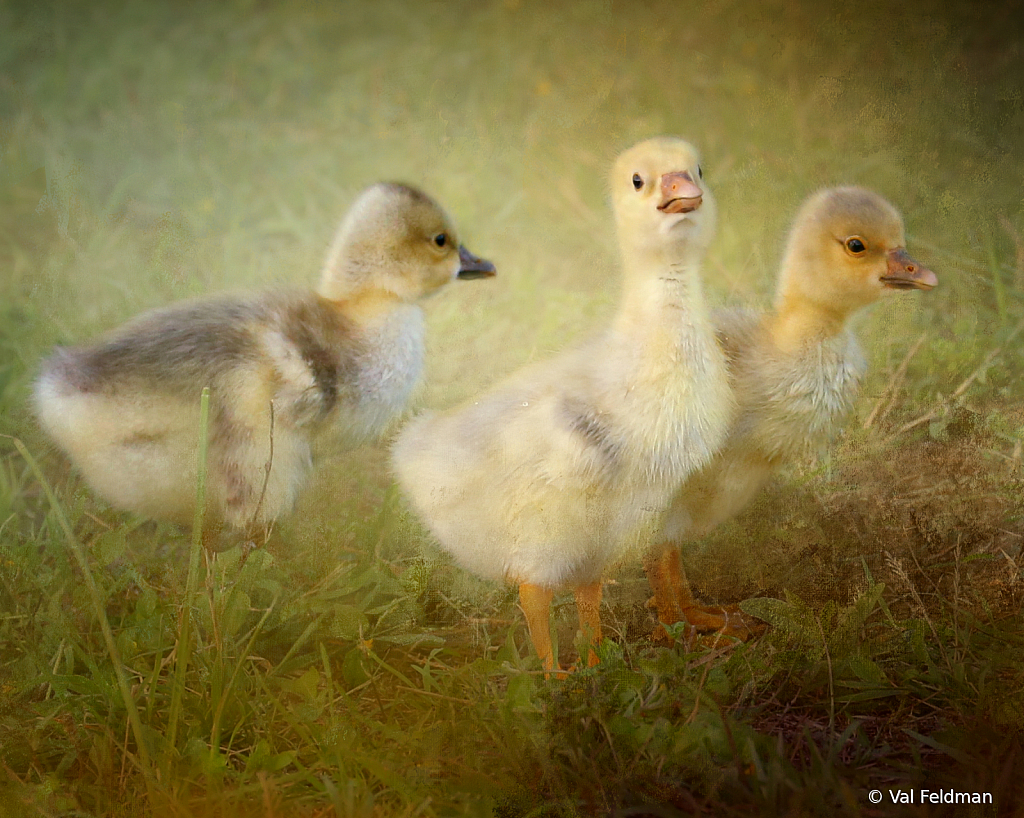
left=1, top=0, right=1023, bottom=814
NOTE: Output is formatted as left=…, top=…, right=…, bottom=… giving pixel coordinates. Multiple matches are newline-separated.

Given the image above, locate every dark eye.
left=697, top=165, right=703, bottom=180
left=632, top=173, right=644, bottom=190
left=845, top=237, right=866, bottom=254
left=433, top=233, right=447, bottom=248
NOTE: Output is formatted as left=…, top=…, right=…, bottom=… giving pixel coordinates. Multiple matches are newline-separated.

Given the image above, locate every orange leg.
left=644, top=544, right=764, bottom=641
left=644, top=545, right=691, bottom=629
left=519, top=583, right=559, bottom=675
left=574, top=581, right=603, bottom=668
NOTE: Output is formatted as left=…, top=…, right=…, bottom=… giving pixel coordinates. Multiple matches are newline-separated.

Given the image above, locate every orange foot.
left=650, top=602, right=766, bottom=645
left=644, top=545, right=766, bottom=643
left=679, top=602, right=765, bottom=641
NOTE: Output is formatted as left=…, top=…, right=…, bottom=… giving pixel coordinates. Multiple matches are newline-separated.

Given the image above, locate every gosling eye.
left=697, top=165, right=703, bottom=180
left=433, top=233, right=448, bottom=248
left=844, top=237, right=866, bottom=255
left=632, top=173, right=644, bottom=191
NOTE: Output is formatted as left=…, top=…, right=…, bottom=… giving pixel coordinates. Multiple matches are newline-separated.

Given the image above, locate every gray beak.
left=456, top=244, right=497, bottom=280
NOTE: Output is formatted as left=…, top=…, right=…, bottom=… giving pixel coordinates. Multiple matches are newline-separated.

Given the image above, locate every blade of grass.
left=267, top=613, right=325, bottom=676
left=986, top=229, right=1008, bottom=326
left=166, top=386, right=210, bottom=758
left=998, top=213, right=1024, bottom=291
left=320, top=642, right=338, bottom=735
left=143, top=617, right=167, bottom=724
left=4, top=435, right=154, bottom=777
left=902, top=728, right=971, bottom=765
left=862, top=332, right=927, bottom=429
left=889, top=315, right=1024, bottom=439
left=210, top=591, right=280, bottom=765
left=363, top=648, right=417, bottom=688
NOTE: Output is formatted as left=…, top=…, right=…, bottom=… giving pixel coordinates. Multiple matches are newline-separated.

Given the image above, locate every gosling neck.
left=612, top=237, right=709, bottom=333
left=321, top=286, right=407, bottom=328
left=770, top=291, right=850, bottom=354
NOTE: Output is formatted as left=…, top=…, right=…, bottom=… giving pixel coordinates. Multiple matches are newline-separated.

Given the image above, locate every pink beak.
left=658, top=171, right=703, bottom=214
left=881, top=248, right=937, bottom=290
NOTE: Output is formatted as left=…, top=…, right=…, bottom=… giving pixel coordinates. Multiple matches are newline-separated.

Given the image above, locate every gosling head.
left=777, top=186, right=937, bottom=317
left=611, top=136, right=716, bottom=258
left=318, top=182, right=495, bottom=303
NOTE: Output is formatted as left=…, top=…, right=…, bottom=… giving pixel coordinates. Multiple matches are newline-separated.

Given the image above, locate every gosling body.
left=394, top=138, right=734, bottom=672
left=647, top=187, right=938, bottom=636
left=35, top=182, right=495, bottom=541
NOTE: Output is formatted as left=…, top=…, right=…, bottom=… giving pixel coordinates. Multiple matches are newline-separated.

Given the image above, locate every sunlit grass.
left=1, top=0, right=1022, bottom=814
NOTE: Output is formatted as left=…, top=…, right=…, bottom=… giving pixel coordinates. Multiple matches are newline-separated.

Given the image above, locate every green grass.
left=2, top=0, right=1023, bottom=815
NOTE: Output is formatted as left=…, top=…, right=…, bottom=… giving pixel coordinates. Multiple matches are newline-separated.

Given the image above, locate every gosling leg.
left=519, top=583, right=559, bottom=676
left=574, top=581, right=603, bottom=668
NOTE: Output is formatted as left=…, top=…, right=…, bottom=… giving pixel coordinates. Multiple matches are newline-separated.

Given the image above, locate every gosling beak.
left=456, top=245, right=497, bottom=280
left=881, top=248, right=938, bottom=290
left=658, top=171, right=703, bottom=214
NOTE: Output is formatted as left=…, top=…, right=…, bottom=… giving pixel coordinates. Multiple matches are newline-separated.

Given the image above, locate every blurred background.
left=1, top=0, right=1023, bottom=813
left=4, top=0, right=1022, bottom=597
left=4, top=0, right=1021, bottom=397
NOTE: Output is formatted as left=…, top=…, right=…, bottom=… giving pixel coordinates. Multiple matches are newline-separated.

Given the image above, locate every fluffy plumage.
left=393, top=137, right=735, bottom=673
left=646, top=186, right=938, bottom=638
left=35, top=182, right=495, bottom=544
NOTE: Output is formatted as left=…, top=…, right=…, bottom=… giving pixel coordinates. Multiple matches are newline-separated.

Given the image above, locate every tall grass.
left=1, top=0, right=1022, bottom=815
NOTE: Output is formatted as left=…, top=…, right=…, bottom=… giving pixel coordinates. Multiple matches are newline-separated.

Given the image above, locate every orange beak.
left=658, top=171, right=703, bottom=214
